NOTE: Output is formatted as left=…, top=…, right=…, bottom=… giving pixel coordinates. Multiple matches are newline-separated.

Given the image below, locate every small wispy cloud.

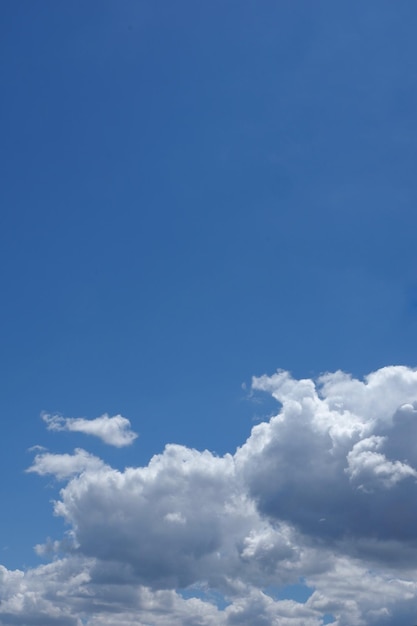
left=26, top=448, right=106, bottom=480
left=27, top=444, right=47, bottom=453
left=41, top=412, right=138, bottom=447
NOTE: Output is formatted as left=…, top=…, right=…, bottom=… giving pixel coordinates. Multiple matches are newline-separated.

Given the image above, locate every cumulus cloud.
left=3, top=366, right=417, bottom=625
left=41, top=413, right=138, bottom=447
left=239, top=367, right=417, bottom=550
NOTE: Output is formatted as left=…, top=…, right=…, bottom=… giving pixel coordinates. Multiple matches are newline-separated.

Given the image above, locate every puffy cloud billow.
left=3, top=366, right=417, bottom=625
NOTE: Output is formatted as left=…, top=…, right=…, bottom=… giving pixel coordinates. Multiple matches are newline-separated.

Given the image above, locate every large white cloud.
left=238, top=367, right=417, bottom=555
left=3, top=366, right=417, bottom=625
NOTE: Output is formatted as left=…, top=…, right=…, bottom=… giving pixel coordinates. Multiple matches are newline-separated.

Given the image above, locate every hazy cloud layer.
left=42, top=413, right=138, bottom=447
left=3, top=366, right=417, bottom=625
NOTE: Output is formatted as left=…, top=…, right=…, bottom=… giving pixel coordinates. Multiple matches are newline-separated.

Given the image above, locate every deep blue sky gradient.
left=1, top=0, right=417, bottom=569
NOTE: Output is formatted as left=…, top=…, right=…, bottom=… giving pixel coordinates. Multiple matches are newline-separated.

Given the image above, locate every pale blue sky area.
left=1, top=3, right=417, bottom=622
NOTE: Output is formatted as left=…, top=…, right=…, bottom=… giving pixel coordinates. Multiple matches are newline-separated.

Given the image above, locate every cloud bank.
left=3, top=366, right=417, bottom=625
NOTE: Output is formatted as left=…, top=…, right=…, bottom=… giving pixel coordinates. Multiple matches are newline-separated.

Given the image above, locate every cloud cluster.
left=3, top=366, right=417, bottom=625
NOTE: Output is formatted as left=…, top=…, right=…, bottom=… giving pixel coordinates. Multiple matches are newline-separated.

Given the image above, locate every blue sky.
left=2, top=2, right=417, bottom=625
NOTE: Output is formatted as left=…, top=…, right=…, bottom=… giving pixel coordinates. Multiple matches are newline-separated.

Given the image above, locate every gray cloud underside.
left=4, top=366, right=417, bottom=625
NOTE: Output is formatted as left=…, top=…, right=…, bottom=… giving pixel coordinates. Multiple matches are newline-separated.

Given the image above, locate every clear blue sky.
left=1, top=3, right=417, bottom=625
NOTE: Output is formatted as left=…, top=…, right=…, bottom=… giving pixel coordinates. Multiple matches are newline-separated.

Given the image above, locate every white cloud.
left=346, top=435, right=417, bottom=490
left=4, top=365, right=417, bottom=624
left=52, top=444, right=268, bottom=590
left=307, top=556, right=417, bottom=626
left=238, top=366, right=417, bottom=554
left=42, top=413, right=138, bottom=447
left=26, top=448, right=106, bottom=480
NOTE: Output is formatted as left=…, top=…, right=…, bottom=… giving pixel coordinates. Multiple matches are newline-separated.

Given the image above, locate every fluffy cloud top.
left=3, top=366, right=417, bottom=625
left=42, top=413, right=138, bottom=447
